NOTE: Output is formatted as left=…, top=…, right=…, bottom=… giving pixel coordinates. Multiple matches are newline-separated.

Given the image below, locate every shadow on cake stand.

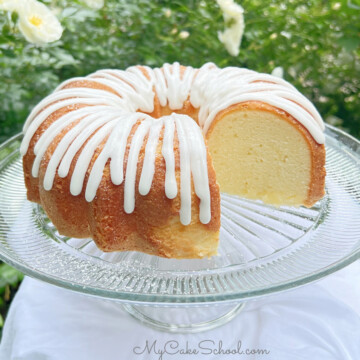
left=0, top=125, right=359, bottom=333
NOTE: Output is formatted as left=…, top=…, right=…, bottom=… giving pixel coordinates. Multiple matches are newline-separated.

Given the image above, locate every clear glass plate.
left=0, top=125, right=359, bottom=306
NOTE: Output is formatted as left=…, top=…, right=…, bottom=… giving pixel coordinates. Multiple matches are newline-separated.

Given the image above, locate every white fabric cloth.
left=0, top=261, right=359, bottom=360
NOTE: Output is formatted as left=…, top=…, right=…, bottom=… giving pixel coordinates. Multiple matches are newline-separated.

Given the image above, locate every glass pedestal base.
left=122, top=303, right=246, bottom=333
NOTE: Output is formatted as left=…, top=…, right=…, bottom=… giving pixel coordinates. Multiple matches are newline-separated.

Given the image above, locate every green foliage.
left=0, top=263, right=24, bottom=335
left=0, top=263, right=24, bottom=289
left=0, top=0, right=359, bottom=143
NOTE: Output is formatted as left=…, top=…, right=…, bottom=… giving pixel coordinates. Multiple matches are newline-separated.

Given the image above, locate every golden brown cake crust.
left=23, top=77, right=220, bottom=259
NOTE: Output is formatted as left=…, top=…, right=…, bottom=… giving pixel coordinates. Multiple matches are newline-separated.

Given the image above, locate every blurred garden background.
left=0, top=0, right=359, bottom=337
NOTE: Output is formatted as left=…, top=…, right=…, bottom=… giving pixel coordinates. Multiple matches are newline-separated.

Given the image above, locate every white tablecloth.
left=0, top=260, right=359, bottom=360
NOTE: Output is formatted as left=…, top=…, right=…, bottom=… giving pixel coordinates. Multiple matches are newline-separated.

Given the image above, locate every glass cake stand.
left=0, top=124, right=359, bottom=333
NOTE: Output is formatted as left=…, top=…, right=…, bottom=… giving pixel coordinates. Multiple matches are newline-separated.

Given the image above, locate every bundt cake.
left=21, top=63, right=326, bottom=259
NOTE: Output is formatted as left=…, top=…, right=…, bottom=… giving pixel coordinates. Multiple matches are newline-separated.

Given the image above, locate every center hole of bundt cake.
left=144, top=104, right=200, bottom=125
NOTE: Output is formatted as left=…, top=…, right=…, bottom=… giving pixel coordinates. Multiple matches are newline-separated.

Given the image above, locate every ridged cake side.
left=21, top=62, right=326, bottom=258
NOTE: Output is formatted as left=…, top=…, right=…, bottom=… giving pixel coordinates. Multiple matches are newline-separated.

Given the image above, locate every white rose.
left=84, top=0, right=104, bottom=10
left=179, top=31, right=190, bottom=39
left=217, top=0, right=245, bottom=57
left=17, top=0, right=63, bottom=45
left=271, top=66, right=284, bottom=78
left=0, top=0, right=20, bottom=12
left=164, top=8, right=171, bottom=18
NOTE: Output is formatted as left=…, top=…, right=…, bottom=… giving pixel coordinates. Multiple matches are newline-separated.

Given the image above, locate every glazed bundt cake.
left=21, top=63, right=326, bottom=259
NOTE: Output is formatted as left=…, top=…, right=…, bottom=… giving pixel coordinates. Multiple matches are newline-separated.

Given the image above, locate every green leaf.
left=337, top=37, right=360, bottom=52
left=0, top=264, right=23, bottom=287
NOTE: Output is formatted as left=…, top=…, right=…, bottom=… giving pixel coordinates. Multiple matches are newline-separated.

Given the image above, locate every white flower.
left=0, top=0, right=20, bottom=12
left=217, top=0, right=245, bottom=56
left=271, top=66, right=284, bottom=78
left=164, top=8, right=171, bottom=18
left=84, top=0, right=104, bottom=10
left=179, top=30, right=190, bottom=39
left=17, top=0, right=63, bottom=45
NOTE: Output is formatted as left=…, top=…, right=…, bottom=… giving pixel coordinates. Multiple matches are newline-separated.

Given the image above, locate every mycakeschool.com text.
left=133, top=339, right=271, bottom=360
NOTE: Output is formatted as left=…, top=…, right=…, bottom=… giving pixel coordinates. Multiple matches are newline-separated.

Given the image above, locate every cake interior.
left=206, top=104, right=312, bottom=206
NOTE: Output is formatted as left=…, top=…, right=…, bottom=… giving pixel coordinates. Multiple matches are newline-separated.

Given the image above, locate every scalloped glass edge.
left=0, top=124, right=359, bottom=305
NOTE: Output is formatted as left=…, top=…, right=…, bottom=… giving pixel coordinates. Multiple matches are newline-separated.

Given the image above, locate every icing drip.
left=20, top=89, right=126, bottom=156
left=140, top=63, right=197, bottom=110
left=89, top=69, right=155, bottom=113
left=22, top=62, right=326, bottom=226
left=70, top=119, right=116, bottom=196
left=162, top=116, right=177, bottom=199
left=86, top=112, right=211, bottom=225
left=138, top=118, right=163, bottom=196
left=109, top=113, right=139, bottom=185
left=43, top=108, right=116, bottom=191
left=124, top=117, right=153, bottom=214
left=34, top=107, right=114, bottom=179
left=191, top=66, right=325, bottom=143
left=175, top=116, right=192, bottom=225
left=85, top=113, right=139, bottom=202
left=180, top=115, right=211, bottom=224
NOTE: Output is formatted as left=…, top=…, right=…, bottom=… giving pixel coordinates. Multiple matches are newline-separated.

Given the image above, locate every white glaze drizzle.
left=70, top=119, right=117, bottom=196
left=141, top=63, right=197, bottom=110
left=124, top=117, right=153, bottom=214
left=161, top=116, right=177, bottom=199
left=43, top=108, right=115, bottom=191
left=175, top=116, right=192, bottom=225
left=85, top=113, right=141, bottom=202
left=138, top=118, right=163, bottom=196
left=181, top=115, right=211, bottom=224
left=191, top=66, right=325, bottom=142
left=33, top=107, right=101, bottom=178
left=109, top=113, right=139, bottom=185
left=90, top=69, right=155, bottom=113
left=22, top=62, right=326, bottom=226
left=57, top=111, right=117, bottom=179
